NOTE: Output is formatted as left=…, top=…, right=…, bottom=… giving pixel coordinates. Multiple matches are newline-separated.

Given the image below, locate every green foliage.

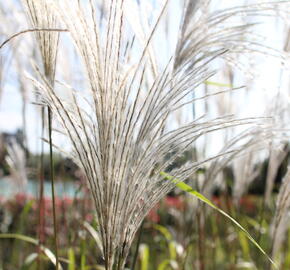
left=161, top=171, right=277, bottom=269
left=0, top=233, right=63, bottom=269
left=1, top=191, right=290, bottom=269
left=68, top=248, right=76, bottom=270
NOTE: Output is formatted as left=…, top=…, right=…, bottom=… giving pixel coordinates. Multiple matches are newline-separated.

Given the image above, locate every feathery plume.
left=5, top=139, right=27, bottom=194
left=265, top=25, right=290, bottom=206
left=200, top=125, right=272, bottom=199
left=22, top=0, right=59, bottom=82
left=27, top=1, right=290, bottom=269
left=265, top=145, right=288, bottom=205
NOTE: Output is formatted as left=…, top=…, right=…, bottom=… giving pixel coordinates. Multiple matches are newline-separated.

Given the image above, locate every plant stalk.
left=37, top=106, right=45, bottom=270
left=197, top=206, right=205, bottom=270
left=131, top=221, right=144, bottom=270
left=48, top=106, right=60, bottom=270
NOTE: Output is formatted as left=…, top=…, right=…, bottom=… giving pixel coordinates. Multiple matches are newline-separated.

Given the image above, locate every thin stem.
left=37, top=106, right=45, bottom=270
left=131, top=221, right=144, bottom=270
left=196, top=204, right=205, bottom=270
left=0, top=28, right=68, bottom=50
left=48, top=106, right=60, bottom=270
left=257, top=183, right=268, bottom=245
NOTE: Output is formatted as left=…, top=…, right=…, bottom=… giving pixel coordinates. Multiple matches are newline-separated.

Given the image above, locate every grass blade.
left=139, top=244, right=149, bottom=270
left=0, top=233, right=63, bottom=269
left=160, top=172, right=277, bottom=269
left=68, top=248, right=75, bottom=270
left=204, top=81, right=233, bottom=88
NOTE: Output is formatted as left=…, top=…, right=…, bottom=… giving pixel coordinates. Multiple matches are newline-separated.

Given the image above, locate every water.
left=0, top=178, right=80, bottom=198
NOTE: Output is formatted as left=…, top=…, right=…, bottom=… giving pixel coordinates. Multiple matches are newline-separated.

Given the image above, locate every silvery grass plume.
left=21, top=0, right=60, bottom=83
left=0, top=4, right=9, bottom=103
left=5, top=139, right=27, bottom=194
left=270, top=167, right=290, bottom=266
left=177, top=125, right=273, bottom=239
left=232, top=121, right=289, bottom=205
left=199, top=125, right=273, bottom=200
left=265, top=145, right=288, bottom=205
left=0, top=5, right=5, bottom=100
left=0, top=55, right=4, bottom=104
left=265, top=27, right=290, bottom=206
left=25, top=0, right=289, bottom=269
left=0, top=2, right=21, bottom=105
left=233, top=150, right=261, bottom=203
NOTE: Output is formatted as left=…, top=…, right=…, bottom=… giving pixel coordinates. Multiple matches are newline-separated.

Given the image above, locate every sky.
left=0, top=0, right=289, bottom=155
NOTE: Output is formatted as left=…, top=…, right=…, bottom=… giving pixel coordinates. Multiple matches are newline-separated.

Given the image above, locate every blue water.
left=0, top=178, right=81, bottom=198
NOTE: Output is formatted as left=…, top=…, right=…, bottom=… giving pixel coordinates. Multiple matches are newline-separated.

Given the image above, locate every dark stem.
left=131, top=221, right=144, bottom=270
left=257, top=190, right=267, bottom=245
left=197, top=205, right=205, bottom=270
left=48, top=106, right=60, bottom=269
left=37, top=106, right=45, bottom=270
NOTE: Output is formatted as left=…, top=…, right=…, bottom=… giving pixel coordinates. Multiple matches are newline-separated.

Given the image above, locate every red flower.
left=147, top=203, right=160, bottom=223
left=165, top=196, right=184, bottom=210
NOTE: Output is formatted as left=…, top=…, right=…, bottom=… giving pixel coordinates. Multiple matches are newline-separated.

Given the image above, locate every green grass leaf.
left=238, top=231, right=251, bottom=261
left=22, top=253, right=38, bottom=270
left=153, top=224, right=177, bottom=260
left=204, top=81, right=233, bottom=88
left=160, top=172, right=277, bottom=269
left=153, top=224, right=172, bottom=241
left=157, top=259, right=176, bottom=270
left=68, top=248, right=76, bottom=270
left=0, top=233, right=63, bottom=270
left=139, top=244, right=150, bottom=270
